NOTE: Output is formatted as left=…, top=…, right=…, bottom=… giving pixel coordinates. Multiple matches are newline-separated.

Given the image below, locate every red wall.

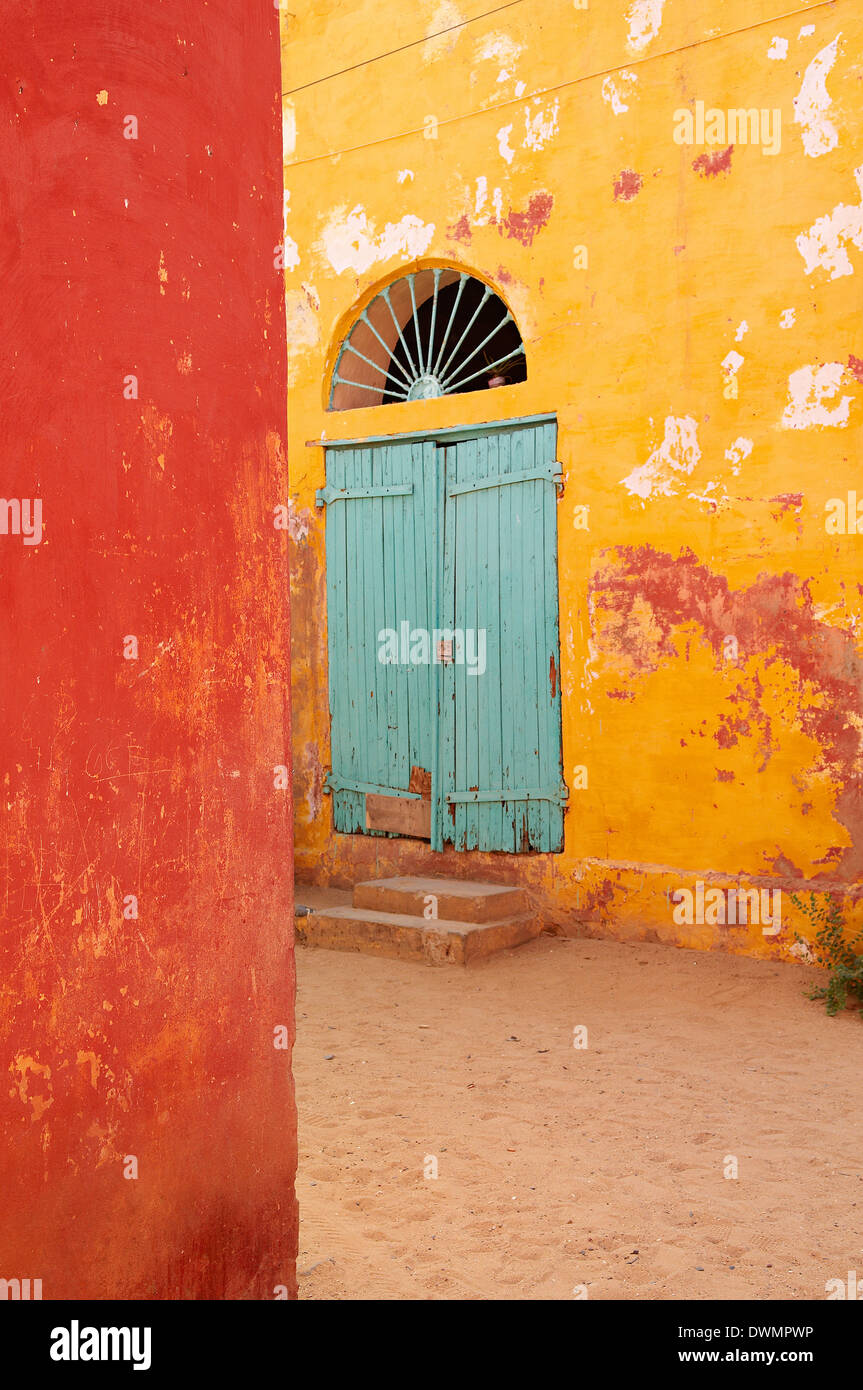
left=0, top=1, right=296, bottom=1298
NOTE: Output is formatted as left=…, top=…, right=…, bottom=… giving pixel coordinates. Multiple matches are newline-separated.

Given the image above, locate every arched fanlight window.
left=329, top=268, right=526, bottom=411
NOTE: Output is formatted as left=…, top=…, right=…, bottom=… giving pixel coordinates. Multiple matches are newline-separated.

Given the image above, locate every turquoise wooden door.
left=318, top=439, right=441, bottom=833
left=434, top=421, right=566, bottom=852
left=320, top=418, right=566, bottom=851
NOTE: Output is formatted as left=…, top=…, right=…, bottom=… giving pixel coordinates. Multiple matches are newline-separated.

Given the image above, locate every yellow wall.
left=280, top=0, right=863, bottom=956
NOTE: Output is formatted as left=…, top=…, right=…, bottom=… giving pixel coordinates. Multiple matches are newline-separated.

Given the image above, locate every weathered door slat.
left=434, top=419, right=565, bottom=853
left=323, top=441, right=438, bottom=836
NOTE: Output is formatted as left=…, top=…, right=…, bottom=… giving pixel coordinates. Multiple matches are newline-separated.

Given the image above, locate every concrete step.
left=295, top=905, right=540, bottom=966
left=352, top=875, right=527, bottom=923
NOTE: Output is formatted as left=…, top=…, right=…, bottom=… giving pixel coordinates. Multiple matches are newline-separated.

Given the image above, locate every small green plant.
left=791, top=891, right=863, bottom=1017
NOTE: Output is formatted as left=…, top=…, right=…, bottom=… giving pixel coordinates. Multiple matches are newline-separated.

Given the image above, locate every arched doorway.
left=317, top=270, right=566, bottom=853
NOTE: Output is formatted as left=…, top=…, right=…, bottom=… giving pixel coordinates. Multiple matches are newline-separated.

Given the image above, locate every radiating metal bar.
left=359, top=308, right=414, bottom=389
left=343, top=341, right=395, bottom=380
left=441, top=343, right=525, bottom=394
left=438, top=282, right=493, bottom=382
left=439, top=311, right=513, bottom=391
left=382, top=286, right=419, bottom=379
left=407, top=272, right=425, bottom=375
left=427, top=269, right=442, bottom=373
left=334, top=372, right=410, bottom=398
left=432, top=272, right=469, bottom=377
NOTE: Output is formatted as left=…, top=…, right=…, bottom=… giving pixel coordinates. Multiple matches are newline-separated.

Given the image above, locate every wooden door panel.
left=437, top=421, right=565, bottom=852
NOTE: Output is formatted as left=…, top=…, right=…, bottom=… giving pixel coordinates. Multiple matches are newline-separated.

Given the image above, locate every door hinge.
left=315, top=482, right=414, bottom=508
left=445, top=783, right=569, bottom=805
left=446, top=462, right=563, bottom=498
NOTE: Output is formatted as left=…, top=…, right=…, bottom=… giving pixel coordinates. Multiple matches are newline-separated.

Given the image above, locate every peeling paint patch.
left=446, top=213, right=472, bottom=243
left=282, top=236, right=300, bottom=271
left=497, top=123, right=515, bottom=163
left=284, top=288, right=319, bottom=352
left=397, top=169, right=414, bottom=183
left=735, top=321, right=749, bottom=342
left=320, top=205, right=435, bottom=275
left=498, top=191, right=553, bottom=246
left=621, top=416, right=701, bottom=499
left=286, top=500, right=313, bottom=543
left=475, top=32, right=522, bottom=72
left=613, top=168, right=642, bottom=201
left=140, top=403, right=173, bottom=465
left=11, top=1054, right=54, bottom=1123
left=799, top=24, right=815, bottom=39
left=601, top=71, right=637, bottom=114
left=523, top=98, right=559, bottom=151
left=96, top=89, right=108, bottom=105
left=588, top=546, right=863, bottom=875
left=767, top=36, right=788, bottom=60
left=305, top=751, right=323, bottom=822
left=282, top=104, right=296, bottom=158
left=625, top=0, right=665, bottom=54
left=724, top=437, right=753, bottom=474
left=475, top=32, right=521, bottom=63
left=781, top=362, right=851, bottom=429
left=769, top=492, right=804, bottom=521
left=780, top=308, right=796, bottom=328
left=796, top=166, right=863, bottom=281
left=793, top=34, right=841, bottom=157
left=424, top=1, right=464, bottom=59
left=692, top=145, right=733, bottom=178
left=790, top=938, right=816, bottom=962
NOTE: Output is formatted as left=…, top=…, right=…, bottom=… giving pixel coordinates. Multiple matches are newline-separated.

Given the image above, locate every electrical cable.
left=284, top=0, right=840, bottom=169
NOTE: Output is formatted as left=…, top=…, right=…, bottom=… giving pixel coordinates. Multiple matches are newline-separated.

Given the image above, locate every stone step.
left=296, top=905, right=540, bottom=966
left=352, top=875, right=527, bottom=923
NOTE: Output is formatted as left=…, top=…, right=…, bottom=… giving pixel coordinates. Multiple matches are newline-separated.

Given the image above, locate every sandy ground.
left=294, top=929, right=863, bottom=1300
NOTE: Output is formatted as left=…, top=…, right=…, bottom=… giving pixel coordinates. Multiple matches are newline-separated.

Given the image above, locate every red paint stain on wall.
left=590, top=546, right=863, bottom=877
left=447, top=214, right=472, bottom=244
left=770, top=493, right=804, bottom=514
left=692, top=145, right=734, bottom=177
left=0, top=2, right=296, bottom=1298
left=613, top=169, right=643, bottom=201
left=499, top=192, right=554, bottom=245
left=848, top=353, right=863, bottom=382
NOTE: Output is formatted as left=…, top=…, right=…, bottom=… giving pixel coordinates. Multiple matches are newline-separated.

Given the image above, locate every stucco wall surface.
left=283, top=0, right=862, bottom=957
left=0, top=0, right=297, bottom=1298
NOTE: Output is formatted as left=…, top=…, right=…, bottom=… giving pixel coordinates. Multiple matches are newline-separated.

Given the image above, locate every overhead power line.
left=284, top=0, right=839, bottom=169
left=283, top=0, right=528, bottom=95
